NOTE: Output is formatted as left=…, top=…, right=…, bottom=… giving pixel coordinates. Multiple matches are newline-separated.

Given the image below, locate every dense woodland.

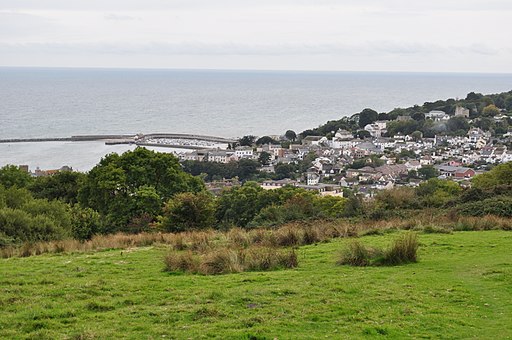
left=1, top=145, right=510, bottom=246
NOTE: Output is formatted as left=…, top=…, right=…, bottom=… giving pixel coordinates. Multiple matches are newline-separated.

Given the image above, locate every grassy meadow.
left=1, top=230, right=511, bottom=339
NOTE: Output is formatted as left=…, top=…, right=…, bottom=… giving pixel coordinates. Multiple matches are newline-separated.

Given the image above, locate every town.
left=176, top=95, right=512, bottom=198
left=13, top=91, right=512, bottom=200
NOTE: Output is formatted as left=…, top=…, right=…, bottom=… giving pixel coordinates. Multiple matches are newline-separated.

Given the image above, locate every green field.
left=1, top=230, right=511, bottom=339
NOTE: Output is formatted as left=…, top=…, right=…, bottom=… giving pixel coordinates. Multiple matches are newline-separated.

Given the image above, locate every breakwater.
left=0, top=133, right=236, bottom=145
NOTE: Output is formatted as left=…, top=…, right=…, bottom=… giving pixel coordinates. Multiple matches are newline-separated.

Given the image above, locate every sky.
left=0, top=0, right=511, bottom=73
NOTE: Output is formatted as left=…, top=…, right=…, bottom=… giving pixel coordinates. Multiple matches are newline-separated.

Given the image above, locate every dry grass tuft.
left=164, top=251, right=200, bottom=273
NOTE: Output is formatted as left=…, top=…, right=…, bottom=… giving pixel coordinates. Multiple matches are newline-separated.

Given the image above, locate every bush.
left=379, top=233, right=419, bottom=266
left=162, top=192, right=216, bottom=232
left=338, top=240, right=381, bottom=267
left=164, top=251, right=200, bottom=273
left=338, top=233, right=419, bottom=267
left=243, top=247, right=298, bottom=271
left=457, top=196, right=512, bottom=217
left=199, top=249, right=243, bottom=275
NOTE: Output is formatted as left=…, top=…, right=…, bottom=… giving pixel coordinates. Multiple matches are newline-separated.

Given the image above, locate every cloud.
left=104, top=13, right=139, bottom=21
left=0, top=41, right=504, bottom=57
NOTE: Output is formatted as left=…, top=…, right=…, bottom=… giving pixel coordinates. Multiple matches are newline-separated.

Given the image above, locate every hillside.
left=1, top=230, right=511, bottom=339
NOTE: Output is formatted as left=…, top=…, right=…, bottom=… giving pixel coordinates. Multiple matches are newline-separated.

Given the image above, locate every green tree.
left=0, top=165, right=33, bottom=189
left=474, top=117, right=495, bottom=131
left=411, top=112, right=425, bottom=121
left=482, top=104, right=500, bottom=117
left=78, top=147, right=204, bottom=232
left=285, top=130, right=297, bottom=141
left=256, top=136, right=278, bottom=145
left=162, top=192, right=216, bottom=232
left=446, top=116, right=470, bottom=135
left=71, top=206, right=101, bottom=241
left=417, top=166, right=439, bottom=180
left=358, top=108, right=379, bottom=128
left=472, top=162, right=512, bottom=189
left=239, top=135, right=256, bottom=146
left=411, top=130, right=423, bottom=142
left=274, top=163, right=297, bottom=180
left=417, top=178, right=462, bottom=207
left=356, top=130, right=372, bottom=139
left=505, top=96, right=512, bottom=111
left=258, top=151, right=272, bottom=166
left=29, top=171, right=85, bottom=204
left=216, top=182, right=274, bottom=227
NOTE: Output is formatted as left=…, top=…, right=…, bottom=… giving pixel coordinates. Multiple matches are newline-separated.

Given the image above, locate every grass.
left=1, top=230, right=511, bottom=338
left=339, top=232, right=419, bottom=267
left=2, top=214, right=511, bottom=259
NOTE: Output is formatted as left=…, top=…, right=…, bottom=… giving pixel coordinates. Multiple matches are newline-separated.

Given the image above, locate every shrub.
left=164, top=251, right=200, bottom=273
left=338, top=233, right=419, bottom=267
left=421, top=225, right=452, bottom=234
left=243, top=247, right=298, bottom=271
left=199, top=249, right=243, bottom=275
left=338, top=240, right=380, bottom=267
left=162, top=192, right=216, bottom=232
left=226, top=228, right=251, bottom=248
left=273, top=225, right=304, bottom=247
left=380, top=233, right=419, bottom=266
left=457, top=196, right=512, bottom=218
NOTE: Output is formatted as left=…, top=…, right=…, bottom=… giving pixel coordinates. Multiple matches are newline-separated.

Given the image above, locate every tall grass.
left=164, top=246, right=298, bottom=275
left=338, top=232, right=419, bottom=267
left=2, top=213, right=510, bottom=259
left=379, top=232, right=419, bottom=266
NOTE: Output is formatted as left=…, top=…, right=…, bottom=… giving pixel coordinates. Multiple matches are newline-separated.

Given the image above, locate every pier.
left=0, top=133, right=236, bottom=145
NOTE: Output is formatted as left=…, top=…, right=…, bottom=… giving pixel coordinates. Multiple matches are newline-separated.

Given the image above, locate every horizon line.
left=1, top=65, right=512, bottom=76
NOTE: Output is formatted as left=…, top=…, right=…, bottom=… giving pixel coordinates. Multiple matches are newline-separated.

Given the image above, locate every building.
left=426, top=110, right=450, bottom=121
left=454, top=106, right=470, bottom=118
left=435, top=165, right=476, bottom=179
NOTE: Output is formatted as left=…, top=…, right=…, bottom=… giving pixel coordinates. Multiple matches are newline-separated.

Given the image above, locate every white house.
left=426, top=110, right=450, bottom=121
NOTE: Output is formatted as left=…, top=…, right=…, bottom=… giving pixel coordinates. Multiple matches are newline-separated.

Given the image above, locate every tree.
left=71, top=206, right=101, bottom=241
left=472, top=162, right=512, bottom=189
left=274, top=163, right=296, bottom=180
left=239, top=135, right=256, bottom=146
left=256, top=136, right=277, bottom=145
left=417, top=166, right=439, bottom=180
left=474, top=117, right=495, bottom=131
left=482, top=104, right=500, bottom=117
left=411, top=112, right=425, bottom=121
left=216, top=182, right=274, bottom=227
left=416, top=178, right=462, bottom=207
left=466, top=92, right=482, bottom=101
left=285, top=130, right=297, bottom=141
left=258, top=151, right=272, bottom=166
left=358, top=108, right=378, bottom=128
left=30, top=171, right=85, bottom=204
left=356, top=130, right=371, bottom=139
left=505, top=96, right=512, bottom=111
left=378, top=113, right=390, bottom=121
left=410, top=131, right=423, bottom=142
left=0, top=165, right=33, bottom=189
left=446, top=116, right=470, bottom=135
left=162, top=192, right=216, bottom=232
left=78, top=147, right=204, bottom=232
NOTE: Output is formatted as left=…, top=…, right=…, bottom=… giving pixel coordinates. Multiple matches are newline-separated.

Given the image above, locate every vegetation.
left=1, top=230, right=511, bottom=338
left=300, top=90, right=512, bottom=139
left=338, top=232, right=419, bottom=266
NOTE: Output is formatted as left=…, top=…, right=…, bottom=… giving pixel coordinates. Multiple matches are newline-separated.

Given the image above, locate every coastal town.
left=175, top=102, right=512, bottom=198
left=10, top=94, right=512, bottom=200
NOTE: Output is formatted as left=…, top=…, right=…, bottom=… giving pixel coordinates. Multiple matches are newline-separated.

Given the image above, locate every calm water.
left=1, top=68, right=511, bottom=170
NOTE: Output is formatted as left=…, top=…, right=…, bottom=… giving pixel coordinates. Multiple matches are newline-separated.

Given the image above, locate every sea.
left=1, top=67, right=511, bottom=171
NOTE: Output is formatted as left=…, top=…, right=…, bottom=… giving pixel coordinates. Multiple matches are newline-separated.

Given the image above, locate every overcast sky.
left=1, top=0, right=511, bottom=72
